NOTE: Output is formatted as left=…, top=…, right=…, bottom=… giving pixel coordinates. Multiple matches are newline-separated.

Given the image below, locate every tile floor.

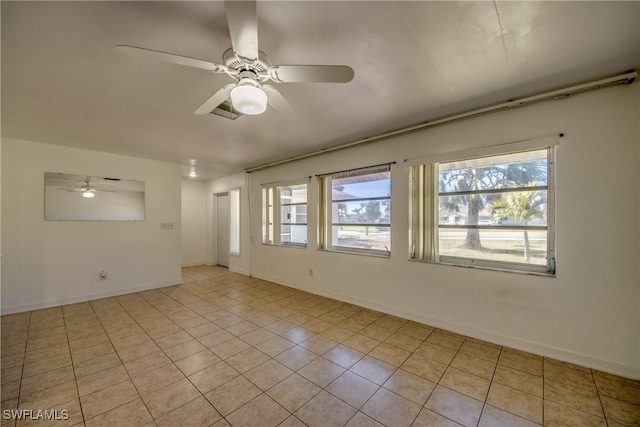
left=1, top=265, right=639, bottom=427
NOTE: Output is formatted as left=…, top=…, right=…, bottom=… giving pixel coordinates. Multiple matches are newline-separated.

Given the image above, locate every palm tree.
left=491, top=184, right=545, bottom=263
left=439, top=154, right=547, bottom=249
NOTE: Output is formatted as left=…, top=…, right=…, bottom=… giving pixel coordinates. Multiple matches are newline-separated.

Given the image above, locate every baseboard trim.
left=229, top=267, right=250, bottom=276
left=182, top=262, right=207, bottom=267
left=251, top=271, right=640, bottom=380
left=0, top=277, right=184, bottom=315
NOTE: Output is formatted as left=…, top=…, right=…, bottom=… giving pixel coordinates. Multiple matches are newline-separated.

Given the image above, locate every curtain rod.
left=245, top=70, right=637, bottom=173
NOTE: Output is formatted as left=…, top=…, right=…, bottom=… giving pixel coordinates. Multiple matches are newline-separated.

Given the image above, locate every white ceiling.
left=2, top=1, right=639, bottom=180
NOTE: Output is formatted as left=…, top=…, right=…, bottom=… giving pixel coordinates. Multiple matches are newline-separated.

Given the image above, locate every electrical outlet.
left=160, top=222, right=173, bottom=230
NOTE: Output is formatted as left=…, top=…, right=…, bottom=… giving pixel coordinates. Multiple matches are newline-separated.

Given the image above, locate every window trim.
left=319, top=164, right=392, bottom=257
left=262, top=180, right=308, bottom=248
left=410, top=145, right=556, bottom=275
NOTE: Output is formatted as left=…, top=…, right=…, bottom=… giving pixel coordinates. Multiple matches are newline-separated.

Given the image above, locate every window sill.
left=320, top=247, right=391, bottom=259
left=408, top=258, right=555, bottom=277
left=261, top=243, right=307, bottom=249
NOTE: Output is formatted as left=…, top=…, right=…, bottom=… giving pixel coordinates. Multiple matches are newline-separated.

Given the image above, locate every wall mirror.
left=45, top=172, right=145, bottom=221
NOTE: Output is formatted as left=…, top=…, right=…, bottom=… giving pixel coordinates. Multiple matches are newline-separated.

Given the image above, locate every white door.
left=217, top=193, right=229, bottom=267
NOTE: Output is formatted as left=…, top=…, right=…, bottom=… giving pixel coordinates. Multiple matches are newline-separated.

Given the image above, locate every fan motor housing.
left=223, top=48, right=270, bottom=76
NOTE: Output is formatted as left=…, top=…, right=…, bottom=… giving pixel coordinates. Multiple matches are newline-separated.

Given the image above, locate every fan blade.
left=224, top=1, right=259, bottom=63
left=115, top=45, right=228, bottom=73
left=268, top=65, right=354, bottom=83
left=195, top=83, right=236, bottom=115
left=263, top=85, right=300, bottom=121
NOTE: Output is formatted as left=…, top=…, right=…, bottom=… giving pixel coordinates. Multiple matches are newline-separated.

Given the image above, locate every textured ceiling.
left=2, top=1, right=639, bottom=180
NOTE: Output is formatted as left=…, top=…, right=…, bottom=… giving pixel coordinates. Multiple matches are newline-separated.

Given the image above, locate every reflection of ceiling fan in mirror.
left=57, top=181, right=116, bottom=199
left=116, top=0, right=354, bottom=119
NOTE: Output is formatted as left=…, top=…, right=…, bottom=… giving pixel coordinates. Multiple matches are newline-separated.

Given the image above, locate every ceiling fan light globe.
left=82, top=191, right=95, bottom=198
left=230, top=85, right=267, bottom=115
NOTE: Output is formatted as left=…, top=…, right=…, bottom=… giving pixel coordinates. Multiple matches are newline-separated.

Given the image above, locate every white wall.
left=1, top=138, right=183, bottom=314
left=181, top=179, right=206, bottom=266
left=246, top=84, right=640, bottom=378
left=205, top=172, right=251, bottom=275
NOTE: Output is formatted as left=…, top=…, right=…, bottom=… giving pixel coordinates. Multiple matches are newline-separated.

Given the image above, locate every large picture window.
left=410, top=147, right=555, bottom=274
left=262, top=182, right=308, bottom=247
left=320, top=165, right=391, bottom=256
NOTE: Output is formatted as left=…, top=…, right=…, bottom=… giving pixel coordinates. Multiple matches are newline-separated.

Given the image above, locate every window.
left=410, top=147, right=555, bottom=274
left=229, top=188, right=240, bottom=254
left=262, top=182, right=308, bottom=246
left=320, top=165, right=391, bottom=256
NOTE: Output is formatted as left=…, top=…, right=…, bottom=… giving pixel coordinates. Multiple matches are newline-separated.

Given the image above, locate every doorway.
left=216, top=193, right=229, bottom=267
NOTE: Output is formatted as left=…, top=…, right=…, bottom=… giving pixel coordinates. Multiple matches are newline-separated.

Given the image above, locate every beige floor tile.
left=345, top=411, right=385, bottom=427
left=18, top=380, right=78, bottom=411
left=486, top=382, right=543, bottom=424
left=244, top=359, right=293, bottom=391
left=349, top=355, right=395, bottom=385
left=478, top=404, right=541, bottom=427
left=130, top=363, right=185, bottom=396
left=414, top=342, right=456, bottom=364
left=280, top=327, right=316, bottom=345
left=144, top=323, right=183, bottom=340
left=397, top=324, right=433, bottom=340
left=254, top=335, right=295, bottom=357
left=401, top=353, right=447, bottom=383
left=544, top=379, right=603, bottom=417
left=498, top=348, right=543, bottom=376
left=304, top=319, right=332, bottom=334
left=188, top=360, right=239, bottom=394
left=426, top=331, right=465, bottom=351
left=84, top=398, right=152, bottom=427
left=412, top=408, right=463, bottom=427
left=361, top=388, right=421, bottom=427
left=80, top=380, right=139, bottom=420
left=593, top=372, right=640, bottom=405
left=383, top=369, right=436, bottom=405
left=299, top=335, right=338, bottom=355
left=174, top=349, right=221, bottom=376
left=298, top=357, right=345, bottom=388
left=450, top=352, right=496, bottom=380
left=278, top=415, right=308, bottom=427
left=360, top=324, right=394, bottom=341
left=74, top=352, right=122, bottom=378
left=77, top=365, right=130, bottom=397
left=69, top=342, right=114, bottom=364
left=155, top=396, right=221, bottom=427
left=600, top=395, right=640, bottom=426
left=369, top=342, right=411, bottom=367
left=208, top=336, right=251, bottom=359
left=110, top=332, right=153, bottom=351
left=163, top=339, right=206, bottom=361
left=323, top=344, right=365, bottom=369
left=22, top=353, right=72, bottom=378
left=295, top=390, right=356, bottom=427
left=425, top=385, right=484, bottom=427
left=227, top=394, right=289, bottom=427
left=544, top=400, right=607, bottom=427
left=326, top=370, right=378, bottom=409
left=19, top=365, right=75, bottom=396
left=267, top=373, right=322, bottom=412
left=0, top=381, right=19, bottom=402
left=440, top=367, right=491, bottom=401
left=343, top=334, right=382, bottom=354
left=153, top=331, right=193, bottom=350
left=492, top=364, right=542, bottom=397
left=543, top=361, right=597, bottom=393
left=124, top=351, right=171, bottom=378
left=141, top=377, right=201, bottom=418
left=320, top=325, right=355, bottom=343
left=226, top=347, right=270, bottom=373
left=275, top=346, right=318, bottom=371
left=458, top=340, right=501, bottom=363
left=204, top=376, right=262, bottom=416
left=197, top=329, right=235, bottom=348
left=116, top=341, right=161, bottom=364
left=263, top=319, right=295, bottom=334
left=24, top=342, right=70, bottom=364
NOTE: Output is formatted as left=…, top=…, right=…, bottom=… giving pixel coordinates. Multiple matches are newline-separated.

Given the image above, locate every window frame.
left=229, top=188, right=241, bottom=255
left=319, top=164, right=392, bottom=258
left=262, top=180, right=308, bottom=248
left=410, top=146, right=556, bottom=275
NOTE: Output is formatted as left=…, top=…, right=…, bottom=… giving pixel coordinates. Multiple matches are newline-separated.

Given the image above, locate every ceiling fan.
left=116, top=1, right=355, bottom=119
left=58, top=181, right=116, bottom=198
